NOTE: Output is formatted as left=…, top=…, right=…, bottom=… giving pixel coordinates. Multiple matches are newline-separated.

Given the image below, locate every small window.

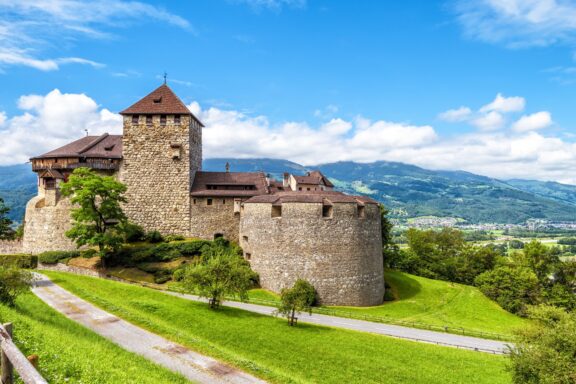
left=222, top=199, right=226, bottom=205
left=299, top=187, right=302, bottom=191
left=307, top=187, right=311, bottom=191
left=153, top=97, right=162, bottom=104
left=245, top=253, right=251, bottom=261
left=146, top=115, right=153, bottom=125
left=193, top=199, right=197, bottom=205
left=322, top=205, right=333, bottom=218
left=357, top=205, right=365, bottom=219
left=132, top=115, right=139, bottom=124
left=214, top=233, right=224, bottom=239
left=242, top=236, right=248, bottom=242
left=174, top=115, right=181, bottom=124
left=271, top=205, right=282, bottom=218
left=207, top=198, right=213, bottom=206
left=160, top=115, right=166, bottom=125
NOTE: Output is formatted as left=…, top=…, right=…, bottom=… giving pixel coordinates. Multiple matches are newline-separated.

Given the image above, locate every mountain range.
left=1, top=159, right=576, bottom=225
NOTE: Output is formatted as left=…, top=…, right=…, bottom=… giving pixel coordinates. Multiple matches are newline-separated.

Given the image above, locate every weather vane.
left=163, top=71, right=167, bottom=84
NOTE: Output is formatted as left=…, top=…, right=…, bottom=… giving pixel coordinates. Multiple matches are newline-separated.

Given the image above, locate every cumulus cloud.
left=512, top=111, right=553, bottom=132
left=479, top=93, right=525, bottom=113
left=0, top=89, right=121, bottom=165
left=438, top=106, right=472, bottom=122
left=471, top=111, right=505, bottom=131
left=0, top=0, right=191, bottom=71
left=454, top=0, right=576, bottom=47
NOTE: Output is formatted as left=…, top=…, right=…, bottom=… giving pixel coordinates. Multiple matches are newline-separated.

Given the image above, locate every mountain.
left=2, top=159, right=576, bottom=225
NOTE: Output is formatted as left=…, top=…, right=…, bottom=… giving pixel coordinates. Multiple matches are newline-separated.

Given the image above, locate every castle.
left=3, top=84, right=385, bottom=306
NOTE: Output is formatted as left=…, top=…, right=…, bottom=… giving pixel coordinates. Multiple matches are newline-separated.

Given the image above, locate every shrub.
left=0, top=266, right=33, bottom=306
left=165, top=234, right=185, bottom=242
left=0, top=254, right=38, bottom=269
left=146, top=231, right=164, bottom=243
left=80, top=249, right=99, bottom=259
left=120, top=222, right=146, bottom=243
left=176, top=240, right=211, bottom=256
left=38, top=251, right=80, bottom=265
left=153, top=270, right=172, bottom=284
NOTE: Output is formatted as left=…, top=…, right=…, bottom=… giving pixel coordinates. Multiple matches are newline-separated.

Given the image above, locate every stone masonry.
left=190, top=197, right=242, bottom=243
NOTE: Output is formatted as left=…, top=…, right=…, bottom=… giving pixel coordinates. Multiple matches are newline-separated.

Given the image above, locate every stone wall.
left=190, top=197, right=242, bottom=242
left=22, top=195, right=77, bottom=254
left=120, top=114, right=202, bottom=235
left=0, top=240, right=23, bottom=255
left=38, top=262, right=103, bottom=278
left=240, top=202, right=384, bottom=306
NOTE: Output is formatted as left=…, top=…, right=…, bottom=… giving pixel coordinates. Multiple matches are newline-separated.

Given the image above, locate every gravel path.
left=32, top=274, right=267, bottom=384
left=165, top=291, right=512, bottom=354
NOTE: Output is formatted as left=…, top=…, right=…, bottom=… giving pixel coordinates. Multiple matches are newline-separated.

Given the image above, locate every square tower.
left=120, top=84, right=203, bottom=235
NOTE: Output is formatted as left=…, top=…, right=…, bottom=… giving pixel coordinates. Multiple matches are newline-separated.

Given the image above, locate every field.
left=0, top=293, right=189, bottom=384
left=43, top=271, right=511, bottom=384
left=331, top=271, right=528, bottom=337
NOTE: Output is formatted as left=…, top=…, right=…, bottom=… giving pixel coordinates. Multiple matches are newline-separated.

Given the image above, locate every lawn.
left=0, top=293, right=189, bottom=384
left=43, top=271, right=511, bottom=384
left=332, top=270, right=528, bottom=337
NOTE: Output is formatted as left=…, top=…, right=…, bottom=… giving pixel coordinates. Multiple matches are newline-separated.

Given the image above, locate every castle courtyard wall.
left=240, top=202, right=384, bottom=306
left=190, top=197, right=241, bottom=243
left=0, top=240, right=23, bottom=255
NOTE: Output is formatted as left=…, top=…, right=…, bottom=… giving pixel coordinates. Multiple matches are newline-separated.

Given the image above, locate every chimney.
left=225, top=162, right=230, bottom=173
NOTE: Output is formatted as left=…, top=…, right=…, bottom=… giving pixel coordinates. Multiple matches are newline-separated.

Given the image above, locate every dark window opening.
left=322, top=205, right=333, bottom=218
left=214, top=233, right=224, bottom=239
left=44, top=178, right=56, bottom=190
left=222, top=199, right=226, bottom=204
left=298, top=187, right=302, bottom=191
left=357, top=205, right=365, bottom=219
left=245, top=253, right=251, bottom=261
left=207, top=198, right=213, bottom=206
left=146, top=115, right=153, bottom=125
left=307, top=188, right=311, bottom=191
left=272, top=205, right=282, bottom=218
left=132, top=115, right=139, bottom=124
left=193, top=199, right=197, bottom=204
left=160, top=115, right=166, bottom=125
left=174, top=115, right=181, bottom=124
left=153, top=97, right=162, bottom=104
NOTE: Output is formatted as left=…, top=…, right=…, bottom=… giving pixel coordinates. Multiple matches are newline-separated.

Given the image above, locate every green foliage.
left=180, top=250, right=258, bottom=308
left=474, top=266, right=540, bottom=315
left=165, top=234, right=186, bottom=242
left=510, top=305, right=576, bottom=384
left=60, top=168, right=127, bottom=264
left=276, top=279, right=316, bottom=326
left=118, top=222, right=145, bottom=243
left=13, top=223, right=24, bottom=240
left=145, top=230, right=164, bottom=243
left=0, top=196, right=14, bottom=239
left=46, top=271, right=511, bottom=384
left=508, top=239, right=525, bottom=249
left=0, top=254, right=38, bottom=269
left=521, top=240, right=561, bottom=282
left=0, top=293, right=190, bottom=383
left=38, top=250, right=80, bottom=264
left=0, top=266, right=33, bottom=306
left=558, top=237, right=576, bottom=246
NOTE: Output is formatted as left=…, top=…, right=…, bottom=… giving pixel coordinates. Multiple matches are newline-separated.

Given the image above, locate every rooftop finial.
left=84, top=129, right=89, bottom=137
left=225, top=162, right=230, bottom=173
left=163, top=71, right=167, bottom=85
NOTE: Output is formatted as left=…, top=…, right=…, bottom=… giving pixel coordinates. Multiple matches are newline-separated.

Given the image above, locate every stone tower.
left=120, top=84, right=203, bottom=235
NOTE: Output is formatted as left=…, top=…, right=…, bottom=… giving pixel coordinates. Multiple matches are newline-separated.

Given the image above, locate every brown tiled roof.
left=294, top=171, right=334, bottom=187
left=244, top=190, right=379, bottom=205
left=120, top=84, right=204, bottom=127
left=31, top=134, right=123, bottom=160
left=191, top=171, right=270, bottom=197
left=38, top=169, right=64, bottom=179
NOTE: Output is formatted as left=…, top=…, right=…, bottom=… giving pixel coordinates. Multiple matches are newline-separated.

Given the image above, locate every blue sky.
left=0, top=0, right=575, bottom=183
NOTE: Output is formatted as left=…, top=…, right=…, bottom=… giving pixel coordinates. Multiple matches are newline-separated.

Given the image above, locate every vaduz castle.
left=2, top=84, right=385, bottom=306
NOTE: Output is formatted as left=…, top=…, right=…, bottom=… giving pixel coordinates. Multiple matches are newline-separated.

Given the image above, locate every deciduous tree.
left=0, top=196, right=14, bottom=240
left=276, top=279, right=316, bottom=326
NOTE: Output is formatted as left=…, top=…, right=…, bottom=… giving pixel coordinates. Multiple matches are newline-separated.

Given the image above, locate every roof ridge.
left=77, top=133, right=109, bottom=154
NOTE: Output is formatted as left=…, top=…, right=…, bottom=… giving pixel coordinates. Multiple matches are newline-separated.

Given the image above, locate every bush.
left=120, top=222, right=146, bottom=243
left=0, top=254, right=38, bottom=269
left=38, top=251, right=80, bottom=265
left=165, top=234, right=185, bottom=242
left=146, top=231, right=164, bottom=243
left=80, top=249, right=99, bottom=259
left=153, top=270, right=172, bottom=284
left=0, top=266, right=33, bottom=306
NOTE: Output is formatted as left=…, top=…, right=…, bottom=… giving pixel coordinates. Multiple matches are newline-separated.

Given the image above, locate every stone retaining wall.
left=0, top=240, right=23, bottom=255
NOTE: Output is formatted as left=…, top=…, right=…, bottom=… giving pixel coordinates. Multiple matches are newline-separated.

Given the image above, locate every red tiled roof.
left=294, top=171, right=334, bottom=187
left=31, top=134, right=123, bottom=160
left=191, top=171, right=270, bottom=197
left=244, top=190, right=379, bottom=205
left=120, top=84, right=204, bottom=127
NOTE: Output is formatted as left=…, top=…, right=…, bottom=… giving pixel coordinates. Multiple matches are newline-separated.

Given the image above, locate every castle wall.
left=240, top=202, right=384, bottom=306
left=22, top=196, right=77, bottom=254
left=0, top=240, right=23, bottom=255
left=120, top=115, right=202, bottom=235
left=190, top=197, right=241, bottom=242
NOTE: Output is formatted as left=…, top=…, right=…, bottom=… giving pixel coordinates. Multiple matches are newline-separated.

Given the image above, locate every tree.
left=474, top=266, right=540, bottom=315
left=60, top=168, right=127, bottom=266
left=0, top=196, right=14, bottom=240
left=510, top=305, right=576, bottom=384
left=180, top=250, right=257, bottom=309
left=0, top=267, right=33, bottom=307
left=522, top=240, right=560, bottom=283
left=276, top=279, right=316, bottom=326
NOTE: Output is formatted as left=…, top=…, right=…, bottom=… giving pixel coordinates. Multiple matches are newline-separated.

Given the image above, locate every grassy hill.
left=0, top=293, right=189, bottom=383
left=43, top=271, right=510, bottom=384
left=335, top=271, right=527, bottom=337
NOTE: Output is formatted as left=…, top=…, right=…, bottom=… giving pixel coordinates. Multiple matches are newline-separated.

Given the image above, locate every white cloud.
left=0, top=89, right=121, bottom=165
left=438, top=106, right=472, bottom=122
left=0, top=0, right=191, bottom=71
left=512, top=111, right=553, bottom=132
left=454, top=0, right=576, bottom=47
left=471, top=111, right=505, bottom=131
left=479, top=93, right=525, bottom=113
left=0, top=111, right=6, bottom=126
left=314, top=104, right=339, bottom=119
left=233, top=0, right=306, bottom=10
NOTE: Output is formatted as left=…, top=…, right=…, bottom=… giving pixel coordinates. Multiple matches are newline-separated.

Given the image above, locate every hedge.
left=0, top=254, right=38, bottom=269
left=38, top=251, right=80, bottom=265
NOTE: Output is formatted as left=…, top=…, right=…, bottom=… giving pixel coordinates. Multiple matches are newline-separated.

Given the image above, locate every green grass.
left=0, top=293, right=189, bottom=384
left=331, top=271, right=527, bottom=337
left=43, top=271, right=511, bottom=384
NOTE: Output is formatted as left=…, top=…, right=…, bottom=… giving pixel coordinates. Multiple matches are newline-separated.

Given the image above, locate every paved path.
left=165, top=291, right=512, bottom=354
left=32, top=274, right=267, bottom=384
